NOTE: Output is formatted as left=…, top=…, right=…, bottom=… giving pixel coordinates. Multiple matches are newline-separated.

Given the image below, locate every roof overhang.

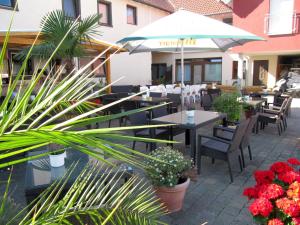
left=0, top=30, right=126, bottom=53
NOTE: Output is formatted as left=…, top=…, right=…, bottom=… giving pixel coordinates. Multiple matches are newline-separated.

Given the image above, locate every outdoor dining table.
left=151, top=110, right=226, bottom=163
left=242, top=98, right=267, bottom=112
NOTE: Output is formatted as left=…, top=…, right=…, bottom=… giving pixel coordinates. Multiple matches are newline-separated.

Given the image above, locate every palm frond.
left=9, top=163, right=167, bottom=225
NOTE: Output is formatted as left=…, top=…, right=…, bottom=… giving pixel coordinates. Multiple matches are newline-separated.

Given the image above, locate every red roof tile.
left=170, top=0, right=232, bottom=15
left=132, top=0, right=175, bottom=13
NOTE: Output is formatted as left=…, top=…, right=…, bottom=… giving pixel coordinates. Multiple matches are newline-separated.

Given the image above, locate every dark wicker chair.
left=197, top=119, right=250, bottom=182
left=202, top=94, right=212, bottom=111
left=167, top=93, right=181, bottom=113
left=213, top=115, right=258, bottom=168
left=150, top=92, right=162, bottom=98
left=128, top=111, right=168, bottom=150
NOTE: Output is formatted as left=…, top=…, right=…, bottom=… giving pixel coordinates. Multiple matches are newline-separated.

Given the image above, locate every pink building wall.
left=232, top=0, right=300, bottom=53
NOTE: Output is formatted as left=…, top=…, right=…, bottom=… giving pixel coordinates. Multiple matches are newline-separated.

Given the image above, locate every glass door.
left=193, top=64, right=202, bottom=84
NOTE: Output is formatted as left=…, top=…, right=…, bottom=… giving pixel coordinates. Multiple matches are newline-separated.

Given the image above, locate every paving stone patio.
left=0, top=98, right=299, bottom=225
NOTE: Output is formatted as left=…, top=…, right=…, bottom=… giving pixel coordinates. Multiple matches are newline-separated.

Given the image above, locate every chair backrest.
left=150, top=92, right=162, bottom=98
left=278, top=98, right=289, bottom=113
left=102, top=98, right=122, bottom=114
left=128, top=111, right=148, bottom=126
left=152, top=106, right=168, bottom=118
left=173, top=87, right=181, bottom=94
left=140, top=86, right=149, bottom=93
left=207, top=88, right=221, bottom=96
left=167, top=93, right=181, bottom=107
left=202, top=94, right=212, bottom=111
left=241, top=114, right=258, bottom=148
left=121, top=100, right=137, bottom=111
left=111, top=85, right=133, bottom=93
left=229, top=119, right=250, bottom=152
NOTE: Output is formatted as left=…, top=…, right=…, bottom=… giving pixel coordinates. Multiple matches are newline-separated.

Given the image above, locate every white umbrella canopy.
left=118, top=9, right=263, bottom=105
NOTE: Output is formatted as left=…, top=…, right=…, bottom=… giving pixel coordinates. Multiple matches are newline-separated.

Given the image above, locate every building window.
left=0, top=0, right=15, bottom=8
left=203, top=59, right=222, bottom=83
left=9, top=51, right=34, bottom=80
left=98, top=1, right=112, bottom=26
left=176, top=64, right=192, bottom=83
left=62, top=0, right=80, bottom=18
left=127, top=5, right=137, bottom=25
left=176, top=58, right=222, bottom=84
left=223, top=17, right=233, bottom=25
left=267, top=0, right=295, bottom=35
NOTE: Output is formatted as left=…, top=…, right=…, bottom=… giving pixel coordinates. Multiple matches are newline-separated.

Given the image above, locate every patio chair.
left=213, top=115, right=258, bottom=168
left=202, top=94, right=212, bottom=111
left=197, top=119, right=250, bottom=182
left=207, top=88, right=221, bottom=96
left=128, top=111, right=168, bottom=150
left=150, top=92, right=162, bottom=98
left=101, top=97, right=123, bottom=127
left=111, top=85, right=133, bottom=93
left=262, top=98, right=289, bottom=131
left=167, top=93, right=181, bottom=113
left=257, top=112, right=283, bottom=136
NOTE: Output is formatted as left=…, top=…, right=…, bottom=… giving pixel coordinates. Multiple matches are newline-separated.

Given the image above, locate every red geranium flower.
left=288, top=158, right=300, bottom=166
left=254, top=170, right=275, bottom=185
left=270, top=162, right=293, bottom=174
left=278, top=171, right=300, bottom=184
left=293, top=217, right=300, bottom=225
left=287, top=181, right=300, bottom=200
left=268, top=218, right=284, bottom=225
left=257, top=183, right=284, bottom=200
left=243, top=187, right=258, bottom=200
left=276, top=197, right=300, bottom=217
left=249, top=197, right=273, bottom=217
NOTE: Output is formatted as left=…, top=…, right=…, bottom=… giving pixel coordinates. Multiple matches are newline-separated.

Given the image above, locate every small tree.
left=18, top=10, right=101, bottom=74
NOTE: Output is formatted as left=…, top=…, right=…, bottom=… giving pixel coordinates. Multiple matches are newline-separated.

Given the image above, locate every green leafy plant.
left=17, top=10, right=101, bottom=73
left=0, top=6, right=174, bottom=224
left=5, top=163, right=167, bottom=225
left=145, top=147, right=193, bottom=187
left=242, top=102, right=255, bottom=112
left=213, top=92, right=242, bottom=122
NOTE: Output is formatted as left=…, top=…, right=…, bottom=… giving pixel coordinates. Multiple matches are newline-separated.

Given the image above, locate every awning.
left=0, top=30, right=126, bottom=53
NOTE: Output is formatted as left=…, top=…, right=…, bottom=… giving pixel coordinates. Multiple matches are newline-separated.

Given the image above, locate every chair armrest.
left=198, top=134, right=231, bottom=145
left=263, top=108, right=280, bottom=114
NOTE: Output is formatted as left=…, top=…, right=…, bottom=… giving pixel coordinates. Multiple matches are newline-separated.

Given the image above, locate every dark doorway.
left=253, top=60, right=269, bottom=86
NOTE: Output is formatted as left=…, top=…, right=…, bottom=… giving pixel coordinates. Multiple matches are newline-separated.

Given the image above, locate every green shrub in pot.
left=212, top=92, right=242, bottom=123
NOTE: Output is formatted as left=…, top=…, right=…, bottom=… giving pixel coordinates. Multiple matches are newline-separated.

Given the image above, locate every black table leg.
left=190, top=129, right=197, bottom=162
left=185, top=129, right=190, bottom=145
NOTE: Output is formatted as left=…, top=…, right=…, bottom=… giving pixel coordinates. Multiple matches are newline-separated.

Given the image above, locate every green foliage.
left=7, top=163, right=167, bottom=225
left=145, top=147, right=193, bottom=187
left=17, top=10, right=101, bottom=60
left=212, top=92, right=242, bottom=122
left=242, top=102, right=255, bottom=111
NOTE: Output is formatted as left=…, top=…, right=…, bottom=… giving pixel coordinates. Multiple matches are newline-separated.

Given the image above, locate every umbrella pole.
left=180, top=39, right=185, bottom=108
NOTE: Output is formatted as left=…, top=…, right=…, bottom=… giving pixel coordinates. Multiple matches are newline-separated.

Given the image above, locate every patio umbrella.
left=118, top=9, right=263, bottom=105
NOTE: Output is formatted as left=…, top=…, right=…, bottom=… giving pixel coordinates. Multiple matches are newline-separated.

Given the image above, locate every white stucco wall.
left=152, top=51, right=238, bottom=85
left=0, top=0, right=169, bottom=85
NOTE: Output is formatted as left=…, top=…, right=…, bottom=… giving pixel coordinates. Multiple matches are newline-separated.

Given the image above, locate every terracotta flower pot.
left=154, top=178, right=190, bottom=213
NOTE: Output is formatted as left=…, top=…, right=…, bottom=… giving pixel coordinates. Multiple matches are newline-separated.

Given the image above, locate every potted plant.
left=242, top=102, right=255, bottom=119
left=48, top=144, right=66, bottom=167
left=145, top=147, right=195, bottom=213
left=243, top=158, right=300, bottom=225
left=212, top=92, right=242, bottom=125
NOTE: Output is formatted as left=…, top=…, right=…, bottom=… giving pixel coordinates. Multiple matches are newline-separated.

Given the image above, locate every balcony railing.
left=264, top=12, right=299, bottom=35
